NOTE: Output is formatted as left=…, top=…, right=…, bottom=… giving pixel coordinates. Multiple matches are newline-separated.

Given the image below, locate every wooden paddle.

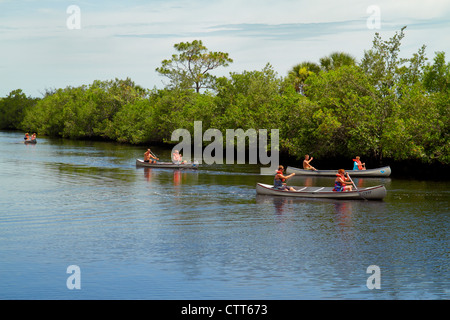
left=149, top=149, right=159, bottom=161
left=346, top=172, right=367, bottom=201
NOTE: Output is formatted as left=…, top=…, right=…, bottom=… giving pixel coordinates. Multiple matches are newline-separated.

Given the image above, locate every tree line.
left=0, top=27, right=448, bottom=165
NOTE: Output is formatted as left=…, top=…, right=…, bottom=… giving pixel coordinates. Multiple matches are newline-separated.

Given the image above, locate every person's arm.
left=343, top=175, right=353, bottom=184
left=338, top=176, right=351, bottom=185
left=281, top=173, right=295, bottom=180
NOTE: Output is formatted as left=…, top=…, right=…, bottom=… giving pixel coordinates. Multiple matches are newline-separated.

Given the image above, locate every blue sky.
left=1, top=0, right=450, bottom=97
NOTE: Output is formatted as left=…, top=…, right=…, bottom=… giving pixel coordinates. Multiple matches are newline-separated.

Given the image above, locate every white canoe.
left=256, top=183, right=387, bottom=200
left=136, top=159, right=199, bottom=169
left=286, top=166, right=391, bottom=177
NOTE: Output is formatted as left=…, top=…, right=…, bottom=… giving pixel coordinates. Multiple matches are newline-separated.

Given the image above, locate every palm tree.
left=288, top=61, right=321, bottom=94
left=320, top=52, right=356, bottom=71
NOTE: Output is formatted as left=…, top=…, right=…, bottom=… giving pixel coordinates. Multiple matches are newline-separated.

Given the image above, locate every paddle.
left=346, top=172, right=367, bottom=201
left=149, top=150, right=159, bottom=159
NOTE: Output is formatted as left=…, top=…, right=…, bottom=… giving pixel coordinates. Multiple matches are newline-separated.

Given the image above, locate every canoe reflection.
left=256, top=194, right=292, bottom=215
left=256, top=194, right=355, bottom=217
left=144, top=167, right=152, bottom=182
left=142, top=167, right=194, bottom=186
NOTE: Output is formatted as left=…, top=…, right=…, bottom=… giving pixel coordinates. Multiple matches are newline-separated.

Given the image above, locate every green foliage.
left=151, top=88, right=218, bottom=143
left=421, top=51, right=450, bottom=164
left=360, top=26, right=407, bottom=92
left=0, top=89, right=38, bottom=130
left=319, top=52, right=357, bottom=72
left=4, top=30, right=449, bottom=166
left=156, top=40, right=233, bottom=93
left=304, top=65, right=380, bottom=158
left=214, top=64, right=282, bottom=130
left=423, top=51, right=450, bottom=93
left=21, top=78, right=148, bottom=140
left=287, top=61, right=321, bottom=94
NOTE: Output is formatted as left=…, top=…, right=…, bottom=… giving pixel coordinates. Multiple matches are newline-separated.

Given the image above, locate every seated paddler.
left=172, top=149, right=183, bottom=164
left=274, top=165, right=296, bottom=191
left=144, top=149, right=159, bottom=163
left=352, top=156, right=366, bottom=170
left=333, top=169, right=353, bottom=192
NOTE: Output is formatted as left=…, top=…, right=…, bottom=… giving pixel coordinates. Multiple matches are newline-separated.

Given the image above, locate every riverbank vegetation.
left=1, top=27, right=448, bottom=166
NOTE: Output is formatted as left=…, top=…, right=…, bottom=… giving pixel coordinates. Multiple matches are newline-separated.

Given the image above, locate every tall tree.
left=360, top=26, right=407, bottom=93
left=287, top=61, right=321, bottom=94
left=422, top=51, right=450, bottom=164
left=359, top=26, right=411, bottom=161
left=319, top=52, right=356, bottom=71
left=423, top=51, right=450, bottom=93
left=0, top=89, right=38, bottom=130
left=156, top=40, right=233, bottom=93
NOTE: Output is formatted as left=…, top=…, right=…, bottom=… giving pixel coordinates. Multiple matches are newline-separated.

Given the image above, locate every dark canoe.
left=286, top=166, right=391, bottom=177
left=24, top=139, right=37, bottom=144
left=136, top=159, right=199, bottom=169
left=256, top=183, right=387, bottom=200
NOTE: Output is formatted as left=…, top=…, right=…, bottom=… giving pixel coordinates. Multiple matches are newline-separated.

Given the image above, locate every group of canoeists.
left=302, top=154, right=366, bottom=172
left=142, top=146, right=371, bottom=194
left=143, top=148, right=187, bottom=165
left=275, top=154, right=368, bottom=193
left=24, top=132, right=37, bottom=142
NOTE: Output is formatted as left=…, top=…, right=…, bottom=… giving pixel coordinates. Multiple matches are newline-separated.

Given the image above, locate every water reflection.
left=173, top=170, right=182, bottom=186
left=140, top=167, right=198, bottom=186
left=256, top=193, right=355, bottom=219
left=2, top=131, right=449, bottom=300
left=144, top=167, right=152, bottom=182
left=255, top=195, right=296, bottom=216
left=23, top=142, right=37, bottom=148
left=332, top=201, right=353, bottom=230
left=272, top=196, right=290, bottom=215
left=45, top=162, right=137, bottom=184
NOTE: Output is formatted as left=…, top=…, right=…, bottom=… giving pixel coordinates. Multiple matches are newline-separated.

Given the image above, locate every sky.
left=1, top=0, right=450, bottom=97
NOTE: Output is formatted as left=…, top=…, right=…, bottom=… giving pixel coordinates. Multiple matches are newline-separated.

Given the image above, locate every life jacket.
left=353, top=159, right=363, bottom=170
left=336, top=173, right=348, bottom=181
left=277, top=170, right=286, bottom=182
left=333, top=173, right=346, bottom=191
left=275, top=170, right=285, bottom=182
left=274, top=170, right=285, bottom=188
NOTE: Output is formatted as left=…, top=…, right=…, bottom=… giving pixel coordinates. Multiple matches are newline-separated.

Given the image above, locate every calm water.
left=0, top=131, right=448, bottom=300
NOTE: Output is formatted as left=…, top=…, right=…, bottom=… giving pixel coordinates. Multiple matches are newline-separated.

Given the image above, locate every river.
left=0, top=131, right=448, bottom=300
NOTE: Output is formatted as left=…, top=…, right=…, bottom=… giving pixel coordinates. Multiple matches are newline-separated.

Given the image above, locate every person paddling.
left=333, top=169, right=353, bottom=192
left=144, top=149, right=159, bottom=163
left=274, top=165, right=296, bottom=191
left=352, top=156, right=366, bottom=170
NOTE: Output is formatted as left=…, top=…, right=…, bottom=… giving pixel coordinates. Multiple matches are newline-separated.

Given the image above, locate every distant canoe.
left=286, top=166, right=391, bottom=177
left=24, top=139, right=37, bottom=144
left=256, top=183, right=387, bottom=200
left=136, top=159, right=199, bottom=169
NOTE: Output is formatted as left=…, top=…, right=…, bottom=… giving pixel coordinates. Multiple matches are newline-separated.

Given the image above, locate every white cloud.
left=0, top=0, right=449, bottom=96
